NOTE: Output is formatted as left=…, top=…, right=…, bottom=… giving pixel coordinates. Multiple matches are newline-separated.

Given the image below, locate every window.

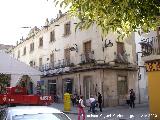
left=117, top=76, right=128, bottom=95
left=50, top=30, right=55, bottom=42
left=64, top=22, right=71, bottom=36
left=30, top=43, right=34, bottom=52
left=48, top=80, right=56, bottom=96
left=39, top=37, right=43, bottom=47
left=23, top=47, right=26, bottom=55
left=50, top=53, right=54, bottom=63
left=18, top=50, right=20, bottom=58
left=117, top=42, right=124, bottom=55
left=39, top=58, right=43, bottom=66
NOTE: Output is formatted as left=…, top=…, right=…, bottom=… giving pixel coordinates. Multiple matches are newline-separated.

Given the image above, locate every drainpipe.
left=102, top=69, right=104, bottom=107
left=136, top=52, right=142, bottom=104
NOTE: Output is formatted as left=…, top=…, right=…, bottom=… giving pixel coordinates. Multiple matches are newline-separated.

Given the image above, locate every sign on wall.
left=145, top=60, right=160, bottom=72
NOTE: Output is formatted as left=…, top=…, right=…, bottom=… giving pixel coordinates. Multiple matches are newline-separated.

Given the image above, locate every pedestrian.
left=76, top=95, right=80, bottom=106
left=71, top=94, right=76, bottom=106
left=78, top=96, right=85, bottom=120
left=89, top=95, right=96, bottom=114
left=98, top=92, right=102, bottom=112
left=129, top=89, right=136, bottom=108
left=126, top=92, right=130, bottom=106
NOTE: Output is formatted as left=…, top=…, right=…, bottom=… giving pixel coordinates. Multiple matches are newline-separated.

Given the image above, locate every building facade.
left=135, top=32, right=149, bottom=103
left=139, top=27, right=160, bottom=120
left=11, top=13, right=138, bottom=107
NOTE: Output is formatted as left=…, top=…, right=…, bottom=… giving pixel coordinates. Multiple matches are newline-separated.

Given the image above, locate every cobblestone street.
left=50, top=103, right=150, bottom=120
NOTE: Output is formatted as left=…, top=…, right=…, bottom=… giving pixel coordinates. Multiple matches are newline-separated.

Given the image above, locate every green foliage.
left=0, top=74, right=10, bottom=93
left=54, top=0, right=160, bottom=38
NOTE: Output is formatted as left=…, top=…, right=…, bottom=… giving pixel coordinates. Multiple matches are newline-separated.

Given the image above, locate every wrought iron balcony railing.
left=114, top=52, right=129, bottom=64
left=80, top=51, right=95, bottom=64
left=38, top=59, right=73, bottom=71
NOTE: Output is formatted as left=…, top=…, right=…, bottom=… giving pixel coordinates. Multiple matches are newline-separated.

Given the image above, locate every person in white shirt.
left=78, top=96, right=85, bottom=120
left=89, top=96, right=96, bottom=114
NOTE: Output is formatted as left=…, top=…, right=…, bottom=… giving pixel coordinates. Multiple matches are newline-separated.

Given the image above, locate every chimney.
left=57, top=10, right=62, bottom=18
left=16, top=41, right=19, bottom=46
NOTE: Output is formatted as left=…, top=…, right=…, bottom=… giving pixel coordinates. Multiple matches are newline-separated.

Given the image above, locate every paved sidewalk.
left=50, top=103, right=150, bottom=120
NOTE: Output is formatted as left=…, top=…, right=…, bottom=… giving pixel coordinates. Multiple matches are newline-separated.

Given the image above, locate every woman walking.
left=78, top=96, right=85, bottom=120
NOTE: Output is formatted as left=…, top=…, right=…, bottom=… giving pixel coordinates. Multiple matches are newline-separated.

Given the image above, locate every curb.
left=62, top=111, right=78, bottom=115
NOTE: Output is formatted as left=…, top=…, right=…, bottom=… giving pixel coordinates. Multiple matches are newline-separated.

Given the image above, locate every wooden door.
left=64, top=48, right=70, bottom=65
left=117, top=42, right=124, bottom=55
left=84, top=41, right=91, bottom=62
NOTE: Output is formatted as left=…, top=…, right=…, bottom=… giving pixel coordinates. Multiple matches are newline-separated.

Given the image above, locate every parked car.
left=0, top=106, right=71, bottom=120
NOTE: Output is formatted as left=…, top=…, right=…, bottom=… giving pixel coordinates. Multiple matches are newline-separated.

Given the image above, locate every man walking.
left=98, top=92, right=102, bottom=112
left=78, top=96, right=85, bottom=120
left=130, top=89, right=136, bottom=108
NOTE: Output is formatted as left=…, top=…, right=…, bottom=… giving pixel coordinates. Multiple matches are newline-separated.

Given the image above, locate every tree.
left=0, top=74, right=10, bottom=93
left=54, top=0, right=160, bottom=38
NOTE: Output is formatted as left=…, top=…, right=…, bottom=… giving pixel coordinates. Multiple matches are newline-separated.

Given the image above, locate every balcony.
left=80, top=51, right=95, bottom=65
left=114, top=52, right=129, bottom=64
left=38, top=59, right=74, bottom=72
left=141, top=36, right=160, bottom=62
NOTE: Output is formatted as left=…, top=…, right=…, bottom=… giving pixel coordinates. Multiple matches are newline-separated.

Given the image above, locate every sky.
left=0, top=0, right=61, bottom=46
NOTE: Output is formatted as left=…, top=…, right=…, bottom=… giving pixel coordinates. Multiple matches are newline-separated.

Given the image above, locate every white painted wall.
left=134, top=30, right=157, bottom=103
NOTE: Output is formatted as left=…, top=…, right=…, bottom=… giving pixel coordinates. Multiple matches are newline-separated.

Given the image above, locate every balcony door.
left=50, top=53, right=54, bottom=68
left=64, top=48, right=70, bottom=66
left=117, top=42, right=124, bottom=55
left=84, top=41, right=91, bottom=62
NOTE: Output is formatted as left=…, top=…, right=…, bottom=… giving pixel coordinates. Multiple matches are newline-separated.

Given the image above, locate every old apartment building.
left=11, top=12, right=138, bottom=107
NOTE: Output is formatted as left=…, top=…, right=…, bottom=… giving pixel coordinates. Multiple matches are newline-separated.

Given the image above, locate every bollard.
left=64, top=93, right=71, bottom=112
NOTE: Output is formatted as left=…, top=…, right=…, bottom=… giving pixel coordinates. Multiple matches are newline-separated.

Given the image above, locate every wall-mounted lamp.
left=53, top=48, right=60, bottom=52
left=138, top=73, right=141, bottom=80
left=69, top=44, right=78, bottom=52
left=104, top=40, right=113, bottom=48
left=54, top=24, right=60, bottom=26
left=103, top=40, right=113, bottom=52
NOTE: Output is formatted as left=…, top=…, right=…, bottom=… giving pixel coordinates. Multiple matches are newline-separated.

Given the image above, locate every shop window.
left=48, top=80, right=56, bottom=95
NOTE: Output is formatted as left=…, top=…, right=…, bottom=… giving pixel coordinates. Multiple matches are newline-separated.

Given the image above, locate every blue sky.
left=0, top=0, right=61, bottom=45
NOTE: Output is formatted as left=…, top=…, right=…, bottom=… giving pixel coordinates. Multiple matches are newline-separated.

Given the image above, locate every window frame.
left=18, top=50, right=20, bottom=58
left=30, top=42, right=34, bottom=52
left=50, top=30, right=55, bottom=43
left=39, top=37, right=43, bottom=47
left=23, top=47, right=26, bottom=55
left=64, top=21, right=71, bottom=36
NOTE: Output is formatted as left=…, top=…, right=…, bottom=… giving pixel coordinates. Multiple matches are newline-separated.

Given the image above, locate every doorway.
left=83, top=76, right=92, bottom=100
left=63, top=79, right=73, bottom=94
left=18, top=75, right=34, bottom=94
